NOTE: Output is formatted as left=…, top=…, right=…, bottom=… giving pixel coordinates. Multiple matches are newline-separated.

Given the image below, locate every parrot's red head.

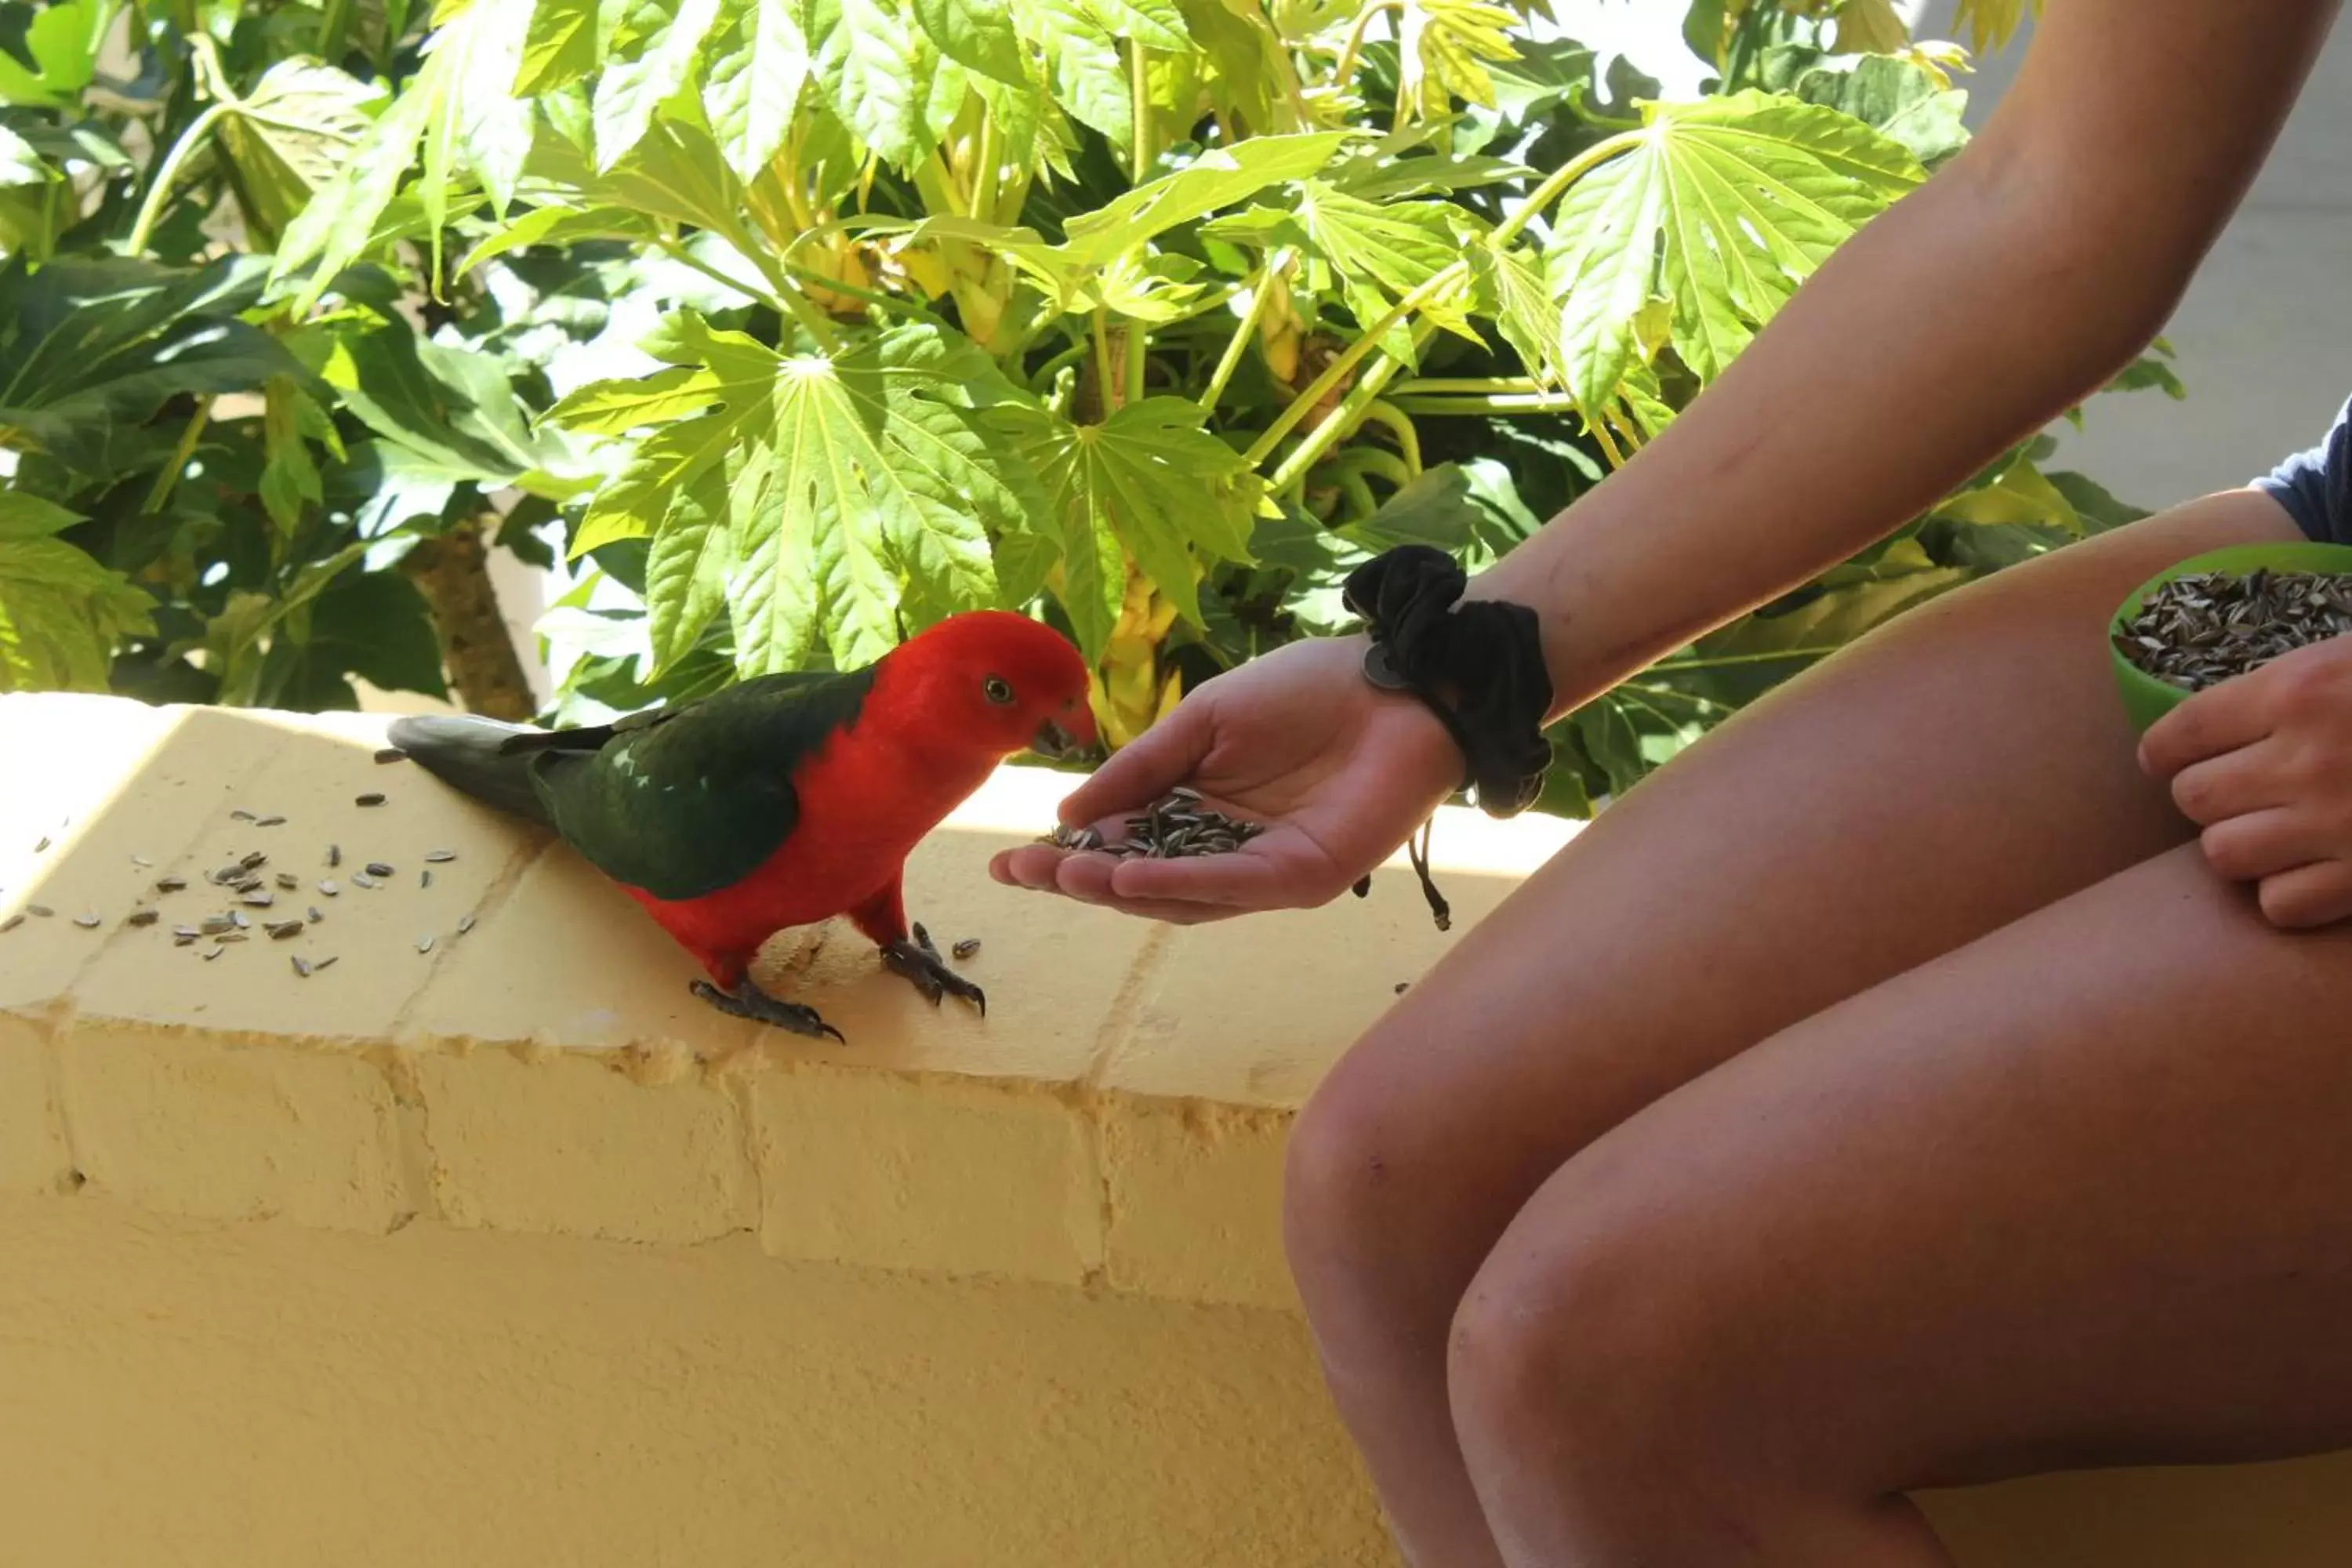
left=887, top=610, right=1098, bottom=762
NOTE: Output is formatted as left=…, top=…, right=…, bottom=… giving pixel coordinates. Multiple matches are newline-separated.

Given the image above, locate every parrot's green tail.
left=385, top=715, right=557, bottom=829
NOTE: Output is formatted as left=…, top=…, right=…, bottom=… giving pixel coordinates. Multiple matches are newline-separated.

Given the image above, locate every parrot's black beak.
left=1029, top=717, right=1079, bottom=760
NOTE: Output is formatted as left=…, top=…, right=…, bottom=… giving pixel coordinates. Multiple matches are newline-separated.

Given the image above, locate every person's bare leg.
left=1446, top=840, right=2352, bottom=1564
left=1282, top=490, right=2303, bottom=1563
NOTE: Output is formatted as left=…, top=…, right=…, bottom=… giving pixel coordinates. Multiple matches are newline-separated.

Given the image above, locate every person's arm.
left=1472, top=0, right=2338, bottom=714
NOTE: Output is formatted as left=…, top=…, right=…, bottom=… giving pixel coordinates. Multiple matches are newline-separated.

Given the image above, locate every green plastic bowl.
left=2111, top=541, right=2352, bottom=733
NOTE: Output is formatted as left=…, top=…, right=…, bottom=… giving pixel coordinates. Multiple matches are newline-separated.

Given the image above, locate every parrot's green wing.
left=522, top=667, right=877, bottom=901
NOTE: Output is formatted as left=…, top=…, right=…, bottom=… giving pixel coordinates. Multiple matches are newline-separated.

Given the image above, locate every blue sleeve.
left=2254, top=395, right=2352, bottom=545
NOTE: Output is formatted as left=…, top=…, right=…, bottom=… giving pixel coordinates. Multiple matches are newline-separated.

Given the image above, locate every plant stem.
left=1331, top=0, right=1400, bottom=87
left=1243, top=267, right=1458, bottom=467
left=1123, top=318, right=1145, bottom=408
left=1199, top=251, right=1287, bottom=412
left=1091, top=307, right=1117, bottom=416
left=1355, top=399, right=1421, bottom=475
left=1128, top=42, right=1152, bottom=184
left=127, top=102, right=227, bottom=256
left=316, top=0, right=353, bottom=62
left=1267, top=351, right=1406, bottom=494
left=1391, top=376, right=1541, bottom=395
left=971, top=113, right=999, bottom=221
left=654, top=238, right=787, bottom=314
left=1490, top=127, right=1643, bottom=249
left=1589, top=417, right=1628, bottom=470
left=143, top=396, right=214, bottom=514
left=1391, top=391, right=1582, bottom=414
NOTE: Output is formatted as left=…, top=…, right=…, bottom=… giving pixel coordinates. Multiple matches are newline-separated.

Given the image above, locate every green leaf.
left=1294, top=180, right=1475, bottom=353
left=1397, top=0, right=1519, bottom=119
left=1471, top=242, right=1571, bottom=390
left=553, top=116, right=750, bottom=241
left=0, top=534, right=152, bottom=692
left=315, top=318, right=582, bottom=491
left=593, top=0, right=724, bottom=169
left=643, top=448, right=736, bottom=667
left=703, top=0, right=810, bottom=178
left=0, top=122, right=51, bottom=185
left=804, top=0, right=931, bottom=169
left=0, top=0, right=109, bottom=108
left=1954, top=0, right=2038, bottom=53
left=1085, top=0, right=1183, bottom=51
left=1017, top=0, right=1129, bottom=153
left=516, top=0, right=619, bottom=93
left=1775, top=51, right=1967, bottom=168
left=0, top=256, right=312, bottom=480
left=1000, top=397, right=1258, bottom=655
left=456, top=201, right=658, bottom=274
left=1057, top=132, right=1355, bottom=267
left=0, top=489, right=79, bottom=537
left=259, top=373, right=324, bottom=533
left=1546, top=92, right=1924, bottom=414
left=909, top=0, right=1024, bottom=85
left=213, top=58, right=385, bottom=245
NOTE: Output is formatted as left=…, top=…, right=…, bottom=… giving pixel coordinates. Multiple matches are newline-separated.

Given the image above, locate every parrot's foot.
left=882, top=922, right=986, bottom=1016
left=690, top=979, right=845, bottom=1043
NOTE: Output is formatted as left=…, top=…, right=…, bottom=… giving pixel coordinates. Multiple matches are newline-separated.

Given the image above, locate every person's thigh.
left=1449, top=838, right=2352, bottom=1544
left=1289, top=490, right=2303, bottom=1318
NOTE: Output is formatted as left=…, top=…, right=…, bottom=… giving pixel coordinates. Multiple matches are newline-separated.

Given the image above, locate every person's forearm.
left=1468, top=149, right=2188, bottom=718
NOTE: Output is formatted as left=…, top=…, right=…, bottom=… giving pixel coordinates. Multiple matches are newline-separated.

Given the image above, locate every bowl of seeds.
left=2110, top=542, right=2352, bottom=732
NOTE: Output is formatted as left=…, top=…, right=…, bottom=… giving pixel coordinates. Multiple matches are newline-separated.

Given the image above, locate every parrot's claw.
left=883, top=925, right=986, bottom=1017
left=691, top=979, right=846, bottom=1043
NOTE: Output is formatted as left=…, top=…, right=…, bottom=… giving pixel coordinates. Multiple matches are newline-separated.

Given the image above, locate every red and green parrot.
left=387, top=610, right=1094, bottom=1042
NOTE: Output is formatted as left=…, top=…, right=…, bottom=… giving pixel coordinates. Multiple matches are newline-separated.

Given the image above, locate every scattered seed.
left=201, top=947, right=223, bottom=961
left=292, top=956, right=313, bottom=978
left=256, top=815, right=285, bottom=828
left=352, top=873, right=378, bottom=890
left=174, top=933, right=196, bottom=947
left=125, top=909, right=159, bottom=929
left=355, top=793, right=385, bottom=808
left=173, top=925, right=200, bottom=940
left=275, top=873, right=299, bottom=891
left=132, top=855, right=153, bottom=868
left=200, top=915, right=234, bottom=935
left=952, top=938, right=982, bottom=960
left=375, top=748, right=406, bottom=765
left=230, top=910, right=251, bottom=930
left=307, top=906, right=324, bottom=924
left=212, top=931, right=247, bottom=945
left=240, top=851, right=267, bottom=870
left=365, top=862, right=394, bottom=878
left=318, top=880, right=339, bottom=897
left=33, top=836, right=49, bottom=853
left=423, top=849, right=456, bottom=863
left=266, top=920, right=304, bottom=941
left=456, top=914, right=476, bottom=936
left=1394, top=982, right=1410, bottom=995
left=0, top=915, right=22, bottom=934
left=26, top=905, right=53, bottom=918
left=312, top=956, right=337, bottom=972
left=241, top=893, right=274, bottom=909
left=210, top=865, right=244, bottom=885
left=71, top=913, right=100, bottom=928
left=230, top=810, right=256, bottom=822
left=327, top=844, right=342, bottom=869
left=420, top=869, right=434, bottom=889
left=155, top=876, right=187, bottom=894
left=234, top=879, right=264, bottom=895
left=416, top=935, right=435, bottom=954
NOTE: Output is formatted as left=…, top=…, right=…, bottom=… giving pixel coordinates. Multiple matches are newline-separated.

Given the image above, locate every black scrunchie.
left=1342, top=545, right=1554, bottom=818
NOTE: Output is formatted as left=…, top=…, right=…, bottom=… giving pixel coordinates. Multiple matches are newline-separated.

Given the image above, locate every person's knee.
left=1445, top=1160, right=1728, bottom=1472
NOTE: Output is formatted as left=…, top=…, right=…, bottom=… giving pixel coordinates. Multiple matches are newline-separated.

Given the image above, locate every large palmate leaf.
left=1954, top=0, right=2038, bottom=52
left=1759, top=48, right=1967, bottom=169
left=1018, top=0, right=1129, bottom=152
left=550, top=315, right=1044, bottom=673
left=802, top=0, right=932, bottom=169
left=0, top=256, right=311, bottom=479
left=998, top=397, right=1259, bottom=659
left=1292, top=180, right=1476, bottom=354
left=0, top=495, right=152, bottom=691
left=212, top=58, right=386, bottom=245
left=1544, top=92, right=1923, bottom=417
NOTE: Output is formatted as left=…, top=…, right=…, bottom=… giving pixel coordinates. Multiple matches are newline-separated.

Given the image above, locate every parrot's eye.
left=982, top=675, right=1015, bottom=705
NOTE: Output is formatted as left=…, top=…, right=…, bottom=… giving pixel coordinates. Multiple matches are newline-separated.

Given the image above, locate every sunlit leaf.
left=703, top=0, right=810, bottom=178
left=593, top=0, right=724, bottom=169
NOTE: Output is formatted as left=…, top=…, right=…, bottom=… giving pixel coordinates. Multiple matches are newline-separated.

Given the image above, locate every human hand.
left=2140, top=635, right=2352, bottom=927
left=989, top=636, right=1465, bottom=924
